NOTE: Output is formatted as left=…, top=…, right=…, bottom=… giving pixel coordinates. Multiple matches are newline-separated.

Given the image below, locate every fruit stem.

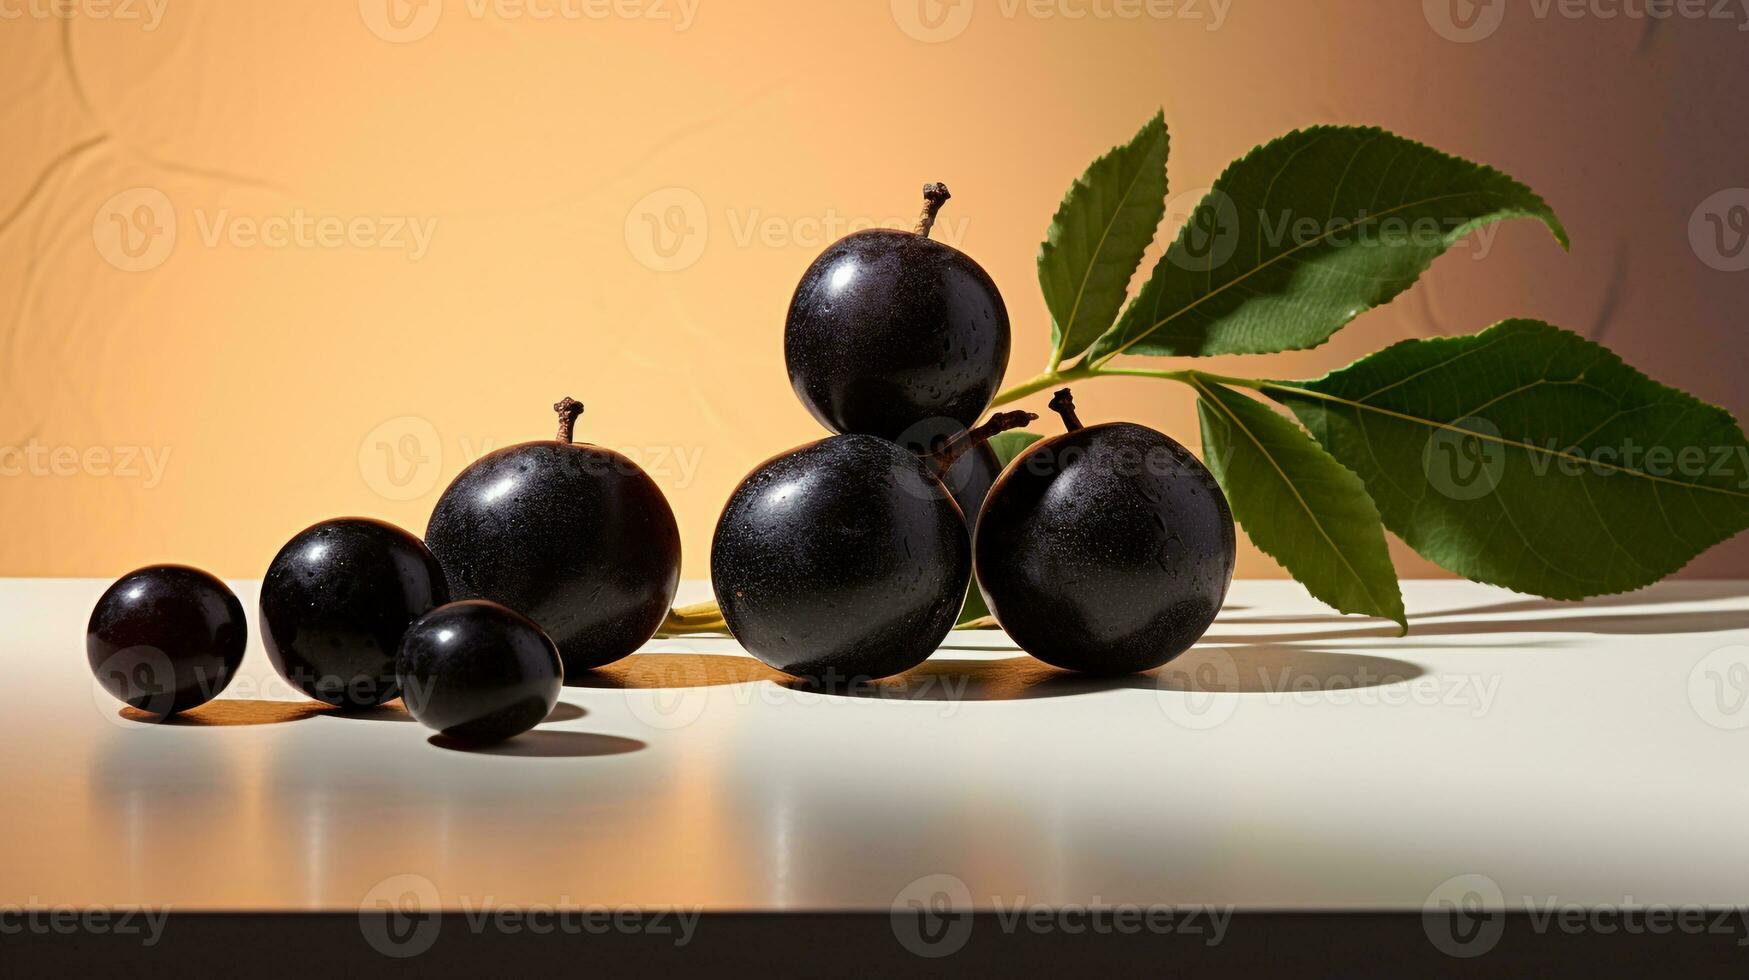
left=1048, top=388, right=1084, bottom=431
left=554, top=397, right=584, bottom=444
left=925, top=410, right=1036, bottom=481
left=914, top=182, right=952, bottom=239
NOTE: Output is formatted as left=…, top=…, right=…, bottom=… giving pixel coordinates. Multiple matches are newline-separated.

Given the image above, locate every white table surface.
left=6, top=577, right=1747, bottom=912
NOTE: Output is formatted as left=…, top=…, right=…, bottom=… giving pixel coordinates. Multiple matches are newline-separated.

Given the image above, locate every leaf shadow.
left=1222, top=609, right=1747, bottom=643
left=1216, top=584, right=1749, bottom=640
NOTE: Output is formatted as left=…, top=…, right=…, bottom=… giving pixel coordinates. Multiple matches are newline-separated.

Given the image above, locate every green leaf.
left=956, top=430, right=1044, bottom=628
left=1038, top=111, right=1169, bottom=369
left=1082, top=126, right=1568, bottom=363
left=1264, top=319, right=1749, bottom=600
left=986, top=430, right=1043, bottom=467
left=1192, top=374, right=1406, bottom=629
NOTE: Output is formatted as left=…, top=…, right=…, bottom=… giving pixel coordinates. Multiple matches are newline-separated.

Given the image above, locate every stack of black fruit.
left=711, top=183, right=1237, bottom=683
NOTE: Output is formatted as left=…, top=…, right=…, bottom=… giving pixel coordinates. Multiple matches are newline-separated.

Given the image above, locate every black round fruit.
left=975, top=390, right=1235, bottom=674
left=425, top=398, right=681, bottom=675
left=712, top=412, right=1033, bottom=682
left=397, top=600, right=563, bottom=744
left=260, top=518, right=450, bottom=709
left=785, top=183, right=1011, bottom=442
left=87, top=565, right=247, bottom=716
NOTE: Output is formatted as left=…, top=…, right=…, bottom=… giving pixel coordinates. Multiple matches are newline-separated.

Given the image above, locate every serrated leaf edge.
left=1083, top=125, right=1570, bottom=367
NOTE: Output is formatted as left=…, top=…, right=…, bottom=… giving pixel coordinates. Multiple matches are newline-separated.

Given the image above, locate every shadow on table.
left=567, top=652, right=787, bottom=690
left=544, top=701, right=586, bottom=722
left=789, top=645, right=1426, bottom=702
left=427, top=731, right=646, bottom=758
left=313, top=699, right=586, bottom=724
left=314, top=701, right=417, bottom=722
left=557, top=646, right=1431, bottom=701
left=118, top=699, right=327, bottom=726
left=116, top=698, right=594, bottom=727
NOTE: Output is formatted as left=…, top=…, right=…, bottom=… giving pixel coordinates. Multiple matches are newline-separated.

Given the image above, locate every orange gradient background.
left=5, top=0, right=1747, bottom=583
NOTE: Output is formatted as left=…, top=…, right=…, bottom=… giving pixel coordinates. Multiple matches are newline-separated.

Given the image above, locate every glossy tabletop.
left=5, top=578, right=1748, bottom=912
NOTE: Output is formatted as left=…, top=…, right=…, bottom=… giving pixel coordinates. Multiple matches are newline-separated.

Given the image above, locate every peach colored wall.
left=4, top=0, right=1747, bottom=581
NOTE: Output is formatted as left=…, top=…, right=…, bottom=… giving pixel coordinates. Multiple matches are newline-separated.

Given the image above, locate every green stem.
left=991, top=363, right=1273, bottom=405
left=989, top=365, right=1093, bottom=406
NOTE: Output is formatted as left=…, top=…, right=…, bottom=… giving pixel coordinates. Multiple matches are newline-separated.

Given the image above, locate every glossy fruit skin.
left=785, top=229, right=1010, bottom=442
left=975, top=423, right=1236, bottom=674
left=397, top=600, right=563, bottom=743
left=945, top=442, right=1001, bottom=526
left=425, top=441, right=680, bottom=674
left=87, top=565, right=247, bottom=715
left=260, top=518, right=450, bottom=709
left=712, top=434, right=970, bottom=682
